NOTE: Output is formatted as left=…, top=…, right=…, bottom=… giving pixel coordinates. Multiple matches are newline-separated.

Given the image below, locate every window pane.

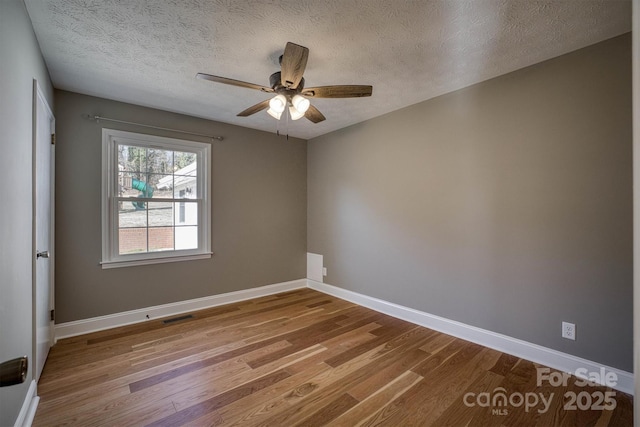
left=175, top=226, right=198, bottom=250
left=175, top=163, right=197, bottom=177
left=147, top=148, right=173, bottom=174
left=119, top=172, right=153, bottom=198
left=148, top=202, right=173, bottom=227
left=147, top=173, right=173, bottom=198
left=174, top=151, right=196, bottom=172
left=149, top=227, right=174, bottom=252
left=119, top=227, right=147, bottom=254
left=174, top=202, right=198, bottom=225
left=119, top=145, right=146, bottom=173
left=119, top=203, right=147, bottom=227
left=179, top=202, right=186, bottom=223
left=173, top=180, right=197, bottom=199
left=173, top=155, right=197, bottom=198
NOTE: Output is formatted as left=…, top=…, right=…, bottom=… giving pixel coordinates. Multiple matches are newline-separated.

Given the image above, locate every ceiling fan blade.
left=305, top=105, right=326, bottom=123
left=237, top=99, right=271, bottom=117
left=302, top=85, right=373, bottom=98
left=196, top=73, right=273, bottom=93
left=280, top=42, right=309, bottom=89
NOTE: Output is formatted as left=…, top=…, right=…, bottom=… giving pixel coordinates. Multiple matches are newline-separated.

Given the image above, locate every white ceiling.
left=24, top=0, right=631, bottom=140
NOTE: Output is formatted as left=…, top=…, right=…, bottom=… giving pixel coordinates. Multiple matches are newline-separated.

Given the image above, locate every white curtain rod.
left=86, top=115, right=224, bottom=141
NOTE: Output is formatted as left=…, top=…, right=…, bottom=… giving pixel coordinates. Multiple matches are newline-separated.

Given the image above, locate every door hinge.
left=50, top=309, right=55, bottom=322
left=51, top=133, right=56, bottom=145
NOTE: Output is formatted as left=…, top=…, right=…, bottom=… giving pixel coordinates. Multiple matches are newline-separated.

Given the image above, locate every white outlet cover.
left=562, top=322, right=576, bottom=340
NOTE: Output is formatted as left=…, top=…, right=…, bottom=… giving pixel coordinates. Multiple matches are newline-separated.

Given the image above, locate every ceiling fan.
left=196, top=42, right=372, bottom=124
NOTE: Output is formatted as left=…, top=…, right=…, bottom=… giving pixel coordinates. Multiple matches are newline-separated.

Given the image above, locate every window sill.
left=101, top=252, right=212, bottom=269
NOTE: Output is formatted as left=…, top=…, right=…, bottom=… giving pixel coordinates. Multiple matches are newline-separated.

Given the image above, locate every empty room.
left=0, top=0, right=636, bottom=426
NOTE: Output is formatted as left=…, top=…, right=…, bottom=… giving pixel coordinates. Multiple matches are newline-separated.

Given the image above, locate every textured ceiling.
left=24, top=0, right=631, bottom=140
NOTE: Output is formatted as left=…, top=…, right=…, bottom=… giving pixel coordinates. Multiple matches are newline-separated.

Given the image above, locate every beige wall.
left=0, top=0, right=54, bottom=425
left=308, top=34, right=632, bottom=371
left=55, top=90, right=307, bottom=323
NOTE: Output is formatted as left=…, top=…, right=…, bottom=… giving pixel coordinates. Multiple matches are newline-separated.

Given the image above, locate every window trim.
left=101, top=128, right=211, bottom=269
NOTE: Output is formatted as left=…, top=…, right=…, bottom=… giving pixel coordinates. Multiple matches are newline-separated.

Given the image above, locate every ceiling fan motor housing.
left=270, top=72, right=304, bottom=96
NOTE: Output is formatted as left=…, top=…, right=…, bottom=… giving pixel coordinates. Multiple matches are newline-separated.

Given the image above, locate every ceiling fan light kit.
left=267, top=108, right=282, bottom=120
left=289, top=105, right=305, bottom=121
left=268, top=94, right=287, bottom=113
left=196, top=42, right=373, bottom=127
left=292, top=94, right=310, bottom=113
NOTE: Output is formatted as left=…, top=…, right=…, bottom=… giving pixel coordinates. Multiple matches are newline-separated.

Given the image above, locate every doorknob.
left=0, top=356, right=28, bottom=387
left=36, top=250, right=49, bottom=259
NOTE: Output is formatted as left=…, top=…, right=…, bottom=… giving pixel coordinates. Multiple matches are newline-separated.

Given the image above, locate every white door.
left=33, top=81, right=55, bottom=381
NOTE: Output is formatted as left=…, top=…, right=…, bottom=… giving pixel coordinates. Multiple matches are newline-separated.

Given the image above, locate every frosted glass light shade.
left=269, top=95, right=287, bottom=113
left=289, top=106, right=304, bottom=120
left=267, top=108, right=282, bottom=120
left=291, top=95, right=310, bottom=113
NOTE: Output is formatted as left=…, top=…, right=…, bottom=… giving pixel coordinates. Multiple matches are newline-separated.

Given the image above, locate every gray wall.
left=55, top=90, right=307, bottom=323
left=0, top=0, right=54, bottom=425
left=308, top=34, right=632, bottom=371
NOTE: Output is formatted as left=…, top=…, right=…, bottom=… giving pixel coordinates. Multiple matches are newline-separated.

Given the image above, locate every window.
left=101, top=129, right=211, bottom=268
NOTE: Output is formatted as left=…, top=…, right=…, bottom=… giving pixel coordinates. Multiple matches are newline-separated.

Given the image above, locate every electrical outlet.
left=562, top=322, right=576, bottom=340
left=322, top=267, right=327, bottom=276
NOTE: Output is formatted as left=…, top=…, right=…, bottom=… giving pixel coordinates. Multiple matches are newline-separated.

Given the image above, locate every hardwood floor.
left=34, top=289, right=632, bottom=426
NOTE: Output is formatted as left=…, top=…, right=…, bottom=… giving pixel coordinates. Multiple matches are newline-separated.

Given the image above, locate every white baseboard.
left=14, top=380, right=38, bottom=427
left=307, top=280, right=634, bottom=395
left=53, top=277, right=633, bottom=395
left=55, top=279, right=307, bottom=340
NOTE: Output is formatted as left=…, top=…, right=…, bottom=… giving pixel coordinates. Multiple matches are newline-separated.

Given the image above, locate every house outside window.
left=178, top=190, right=186, bottom=223
left=101, top=129, right=211, bottom=268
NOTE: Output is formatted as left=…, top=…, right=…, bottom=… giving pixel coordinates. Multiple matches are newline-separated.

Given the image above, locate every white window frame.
left=101, top=128, right=211, bottom=268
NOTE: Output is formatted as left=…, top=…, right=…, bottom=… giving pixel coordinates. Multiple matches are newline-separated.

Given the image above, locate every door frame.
left=633, top=0, right=639, bottom=417
left=32, top=79, right=55, bottom=382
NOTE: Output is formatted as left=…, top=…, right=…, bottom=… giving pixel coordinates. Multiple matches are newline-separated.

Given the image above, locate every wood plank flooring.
left=33, top=289, right=633, bottom=426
